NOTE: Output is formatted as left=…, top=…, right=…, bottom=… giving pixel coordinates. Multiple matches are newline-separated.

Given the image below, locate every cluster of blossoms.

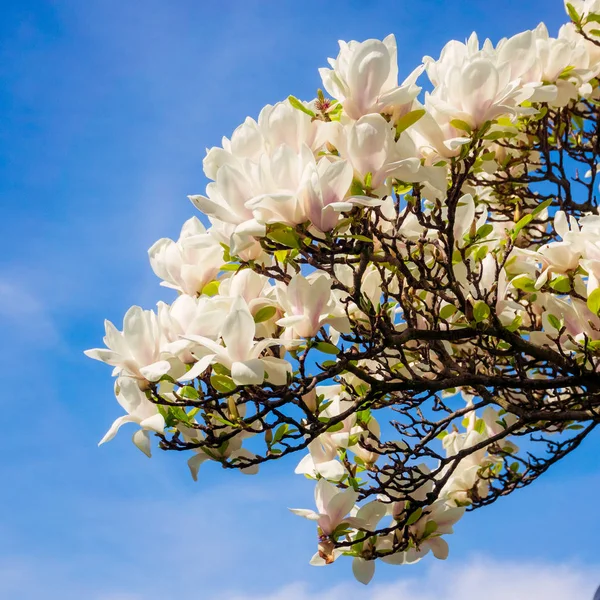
left=87, top=2, right=600, bottom=585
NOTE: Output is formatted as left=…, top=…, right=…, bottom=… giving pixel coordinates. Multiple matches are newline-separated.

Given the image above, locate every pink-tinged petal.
left=139, top=360, right=172, bottom=382
left=178, top=354, right=216, bottom=382
left=289, top=508, right=321, bottom=521
left=355, top=500, right=387, bottom=531
left=140, top=413, right=165, bottom=434
left=99, top=415, right=137, bottom=446
left=327, top=487, right=359, bottom=528
left=315, top=479, right=339, bottom=515
left=132, top=429, right=152, bottom=458
left=352, top=558, right=375, bottom=585
left=453, top=193, right=475, bottom=246
left=188, top=194, right=237, bottom=223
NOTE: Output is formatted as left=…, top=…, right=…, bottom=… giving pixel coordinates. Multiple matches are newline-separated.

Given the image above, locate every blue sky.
left=1, top=1, right=599, bottom=598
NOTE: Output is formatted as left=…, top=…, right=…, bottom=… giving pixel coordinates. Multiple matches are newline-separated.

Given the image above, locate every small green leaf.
left=550, top=275, right=571, bottom=293
left=511, top=274, right=536, bottom=292
left=210, top=374, right=237, bottom=393
left=272, top=424, right=289, bottom=445
left=201, top=281, right=220, bottom=296
left=566, top=2, right=581, bottom=23
left=220, top=263, right=240, bottom=272
left=315, top=341, right=340, bottom=355
left=450, top=118, right=472, bottom=133
left=423, top=520, right=438, bottom=538
left=395, top=108, right=426, bottom=136
left=473, top=301, right=491, bottom=323
left=364, top=172, right=373, bottom=188
left=406, top=507, right=423, bottom=526
left=512, top=214, right=533, bottom=239
left=476, top=224, right=493, bottom=239
left=179, top=385, right=199, bottom=400
left=531, top=198, right=553, bottom=218
left=288, top=95, right=316, bottom=117
left=440, top=304, right=457, bottom=320
left=267, top=229, right=301, bottom=249
left=587, top=288, right=600, bottom=315
left=474, top=418, right=486, bottom=435
left=254, top=305, right=277, bottom=323
left=547, top=314, right=563, bottom=331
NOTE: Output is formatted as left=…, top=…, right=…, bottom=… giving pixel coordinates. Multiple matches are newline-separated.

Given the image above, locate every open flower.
left=183, top=297, right=291, bottom=385
left=99, top=377, right=165, bottom=457
left=319, top=34, right=421, bottom=120
left=84, top=306, right=172, bottom=383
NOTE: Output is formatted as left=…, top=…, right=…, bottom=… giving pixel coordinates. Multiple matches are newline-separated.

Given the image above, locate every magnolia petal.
left=352, top=558, right=376, bottom=585
left=140, top=413, right=166, bottom=434
left=99, top=415, right=137, bottom=446
left=231, top=359, right=265, bottom=385
left=178, top=353, right=216, bottom=382
left=139, top=360, right=172, bottom=382
left=132, top=429, right=152, bottom=458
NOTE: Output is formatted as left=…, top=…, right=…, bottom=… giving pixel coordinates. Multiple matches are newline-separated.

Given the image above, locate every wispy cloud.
left=215, top=558, right=598, bottom=600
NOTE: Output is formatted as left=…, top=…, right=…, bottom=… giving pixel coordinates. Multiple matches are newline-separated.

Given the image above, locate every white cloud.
left=216, top=557, right=599, bottom=600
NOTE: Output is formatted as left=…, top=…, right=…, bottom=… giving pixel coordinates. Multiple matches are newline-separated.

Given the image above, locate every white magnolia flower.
left=319, top=34, right=422, bottom=120
left=99, top=377, right=165, bottom=457
left=276, top=272, right=347, bottom=338
left=183, top=296, right=291, bottom=386
left=148, top=217, right=224, bottom=296
left=84, top=306, right=172, bottom=382
left=290, top=478, right=359, bottom=536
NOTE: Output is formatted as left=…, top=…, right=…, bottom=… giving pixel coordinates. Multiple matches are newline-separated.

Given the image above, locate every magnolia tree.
left=87, top=1, right=600, bottom=584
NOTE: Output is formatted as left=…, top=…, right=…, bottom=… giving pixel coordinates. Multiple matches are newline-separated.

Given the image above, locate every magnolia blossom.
left=290, top=479, right=359, bottom=537
left=183, top=297, right=291, bottom=385
left=148, top=217, right=224, bottom=296
left=320, top=34, right=422, bottom=120
left=98, top=377, right=165, bottom=457
left=276, top=272, right=347, bottom=338
left=85, top=306, right=172, bottom=383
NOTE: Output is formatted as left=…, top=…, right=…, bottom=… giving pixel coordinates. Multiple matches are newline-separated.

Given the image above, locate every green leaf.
left=473, top=301, right=490, bottom=323
left=587, top=288, right=600, bottom=315
left=210, top=374, right=237, bottom=393
left=476, top=223, right=493, bottom=239
left=254, top=305, right=277, bottom=323
left=395, top=108, right=426, bottom=136
left=590, top=28, right=600, bottom=36
left=406, top=507, right=423, bottom=526
left=450, top=118, right=472, bottom=133
left=512, top=214, right=533, bottom=239
left=511, top=274, right=536, bottom=292
left=179, top=385, right=199, bottom=400
left=267, top=229, right=301, bottom=249
left=220, top=263, right=240, bottom=272
left=423, top=520, right=438, bottom=538
left=531, top=198, right=553, bottom=218
left=364, top=172, right=373, bottom=188
left=440, top=304, right=457, bottom=320
left=201, top=281, right=220, bottom=296
left=550, top=275, right=571, bottom=293
left=315, top=341, right=340, bottom=355
left=474, top=418, right=486, bottom=435
left=288, top=95, right=316, bottom=117
left=566, top=2, right=581, bottom=23
left=547, top=314, right=563, bottom=331
left=272, top=424, right=289, bottom=445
